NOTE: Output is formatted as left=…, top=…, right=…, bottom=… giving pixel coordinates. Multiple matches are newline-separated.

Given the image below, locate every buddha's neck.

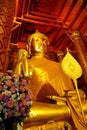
left=32, top=53, right=48, bottom=59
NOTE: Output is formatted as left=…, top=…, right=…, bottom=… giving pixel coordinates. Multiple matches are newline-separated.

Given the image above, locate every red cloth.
left=17, top=42, right=27, bottom=49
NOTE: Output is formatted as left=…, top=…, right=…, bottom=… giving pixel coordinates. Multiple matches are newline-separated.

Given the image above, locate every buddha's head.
left=28, top=30, right=49, bottom=56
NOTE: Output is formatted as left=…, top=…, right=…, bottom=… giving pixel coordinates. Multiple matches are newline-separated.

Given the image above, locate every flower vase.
left=3, top=119, right=17, bottom=130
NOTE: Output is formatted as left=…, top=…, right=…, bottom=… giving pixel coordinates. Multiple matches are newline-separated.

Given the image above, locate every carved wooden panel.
left=0, top=0, right=15, bottom=72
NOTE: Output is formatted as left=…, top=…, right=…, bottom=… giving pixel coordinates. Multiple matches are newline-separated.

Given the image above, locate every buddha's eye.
left=33, top=37, right=40, bottom=42
left=35, top=39, right=39, bottom=41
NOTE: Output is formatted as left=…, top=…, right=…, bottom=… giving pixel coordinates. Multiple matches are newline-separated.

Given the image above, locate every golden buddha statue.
left=22, top=30, right=74, bottom=102
left=13, top=31, right=87, bottom=130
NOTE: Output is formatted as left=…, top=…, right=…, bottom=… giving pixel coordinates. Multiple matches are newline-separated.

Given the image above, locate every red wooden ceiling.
left=11, top=0, right=87, bottom=54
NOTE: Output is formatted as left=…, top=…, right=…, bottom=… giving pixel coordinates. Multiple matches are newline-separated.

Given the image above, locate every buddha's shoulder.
left=28, top=57, right=60, bottom=68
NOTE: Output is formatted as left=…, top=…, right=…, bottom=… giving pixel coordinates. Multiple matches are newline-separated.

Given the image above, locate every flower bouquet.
left=0, top=70, right=32, bottom=130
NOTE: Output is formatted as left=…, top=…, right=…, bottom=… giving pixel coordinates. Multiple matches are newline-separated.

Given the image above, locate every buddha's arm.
left=13, top=49, right=32, bottom=78
left=22, top=58, right=30, bottom=78
left=13, top=60, right=23, bottom=75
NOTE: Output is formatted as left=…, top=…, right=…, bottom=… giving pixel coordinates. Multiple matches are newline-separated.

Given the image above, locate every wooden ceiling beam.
left=53, top=29, right=65, bottom=46
left=16, top=17, right=60, bottom=27
left=80, top=21, right=87, bottom=34
left=55, top=33, right=66, bottom=48
left=82, top=31, right=87, bottom=44
left=11, top=24, right=20, bottom=32
left=28, top=11, right=56, bottom=19
left=58, top=0, right=74, bottom=22
left=15, top=0, right=24, bottom=17
left=65, top=0, right=85, bottom=27
left=48, top=29, right=60, bottom=45
left=54, top=0, right=66, bottom=17
left=72, top=6, right=87, bottom=30
left=23, top=14, right=58, bottom=23
left=21, top=0, right=29, bottom=16
left=56, top=36, right=70, bottom=51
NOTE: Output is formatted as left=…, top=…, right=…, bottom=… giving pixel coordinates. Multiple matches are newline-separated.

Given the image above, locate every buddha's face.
left=31, top=36, right=48, bottom=55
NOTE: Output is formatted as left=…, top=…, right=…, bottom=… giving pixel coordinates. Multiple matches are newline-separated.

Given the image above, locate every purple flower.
left=19, top=102, right=23, bottom=108
left=21, top=79, right=27, bottom=85
left=25, top=95, right=30, bottom=101
left=2, top=95, right=9, bottom=102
